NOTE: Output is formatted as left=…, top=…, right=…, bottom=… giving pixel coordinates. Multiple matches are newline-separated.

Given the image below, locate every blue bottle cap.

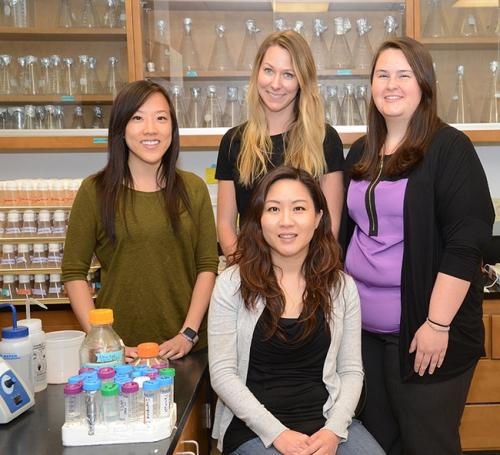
left=82, top=378, right=101, bottom=391
left=81, top=371, right=98, bottom=380
left=67, top=374, right=85, bottom=384
left=2, top=326, right=29, bottom=339
left=114, top=374, right=130, bottom=386
left=142, top=380, right=160, bottom=391
left=115, top=364, right=133, bottom=376
left=158, top=376, right=173, bottom=387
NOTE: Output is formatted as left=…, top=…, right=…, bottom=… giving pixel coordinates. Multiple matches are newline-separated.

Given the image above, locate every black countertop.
left=0, top=350, right=208, bottom=455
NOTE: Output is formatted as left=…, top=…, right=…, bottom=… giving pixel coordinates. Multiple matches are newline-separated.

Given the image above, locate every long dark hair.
left=352, top=37, right=444, bottom=180
left=229, top=166, right=343, bottom=342
left=94, top=80, right=190, bottom=241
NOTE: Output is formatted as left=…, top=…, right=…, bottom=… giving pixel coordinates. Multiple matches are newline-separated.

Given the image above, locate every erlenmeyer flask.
left=340, top=84, right=362, bottom=125
left=25, top=55, right=38, bottom=95
left=54, top=106, right=65, bottom=129
left=293, top=21, right=305, bottom=36
left=187, top=87, right=203, bottom=128
left=447, top=65, right=472, bottom=123
left=325, top=86, right=341, bottom=126
left=106, top=56, right=123, bottom=98
left=274, top=18, right=287, bottom=32
left=62, top=57, right=76, bottom=95
left=481, top=61, right=500, bottom=123
left=237, top=19, right=260, bottom=71
left=71, top=106, right=86, bottom=128
left=88, top=56, right=102, bottom=94
left=79, top=0, right=100, bottom=28
left=151, top=20, right=171, bottom=73
left=353, top=18, right=373, bottom=70
left=208, top=24, right=234, bottom=71
left=39, top=57, right=51, bottom=94
left=103, top=0, right=119, bottom=28
left=310, top=19, right=330, bottom=71
left=223, top=87, right=241, bottom=127
left=17, top=56, right=27, bottom=94
left=454, top=9, right=483, bottom=37
left=0, top=55, right=13, bottom=95
left=35, top=106, right=46, bottom=129
left=180, top=18, right=200, bottom=74
left=170, top=85, right=187, bottom=128
left=330, top=17, right=352, bottom=69
left=49, top=55, right=63, bottom=95
left=91, top=105, right=105, bottom=128
left=423, top=0, right=449, bottom=38
left=383, top=15, right=399, bottom=40
left=24, top=105, right=35, bottom=129
left=57, top=0, right=74, bottom=28
left=77, top=55, right=91, bottom=94
left=202, top=85, right=222, bottom=128
left=433, top=62, right=445, bottom=119
left=240, top=84, right=249, bottom=123
left=355, top=85, right=369, bottom=124
left=0, top=108, right=8, bottom=129
left=45, top=105, right=56, bottom=129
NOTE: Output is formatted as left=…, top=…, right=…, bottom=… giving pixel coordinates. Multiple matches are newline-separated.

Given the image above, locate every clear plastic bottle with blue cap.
left=158, top=375, right=173, bottom=418
left=0, top=303, right=33, bottom=393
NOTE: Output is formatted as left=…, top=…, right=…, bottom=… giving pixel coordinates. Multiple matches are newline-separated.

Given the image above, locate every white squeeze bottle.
left=18, top=318, right=47, bottom=392
left=79, top=309, right=124, bottom=369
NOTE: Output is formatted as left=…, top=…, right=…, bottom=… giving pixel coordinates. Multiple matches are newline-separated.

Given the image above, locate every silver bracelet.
left=426, top=318, right=450, bottom=332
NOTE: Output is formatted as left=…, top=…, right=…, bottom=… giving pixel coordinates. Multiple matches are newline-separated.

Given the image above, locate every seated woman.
left=208, top=166, right=384, bottom=455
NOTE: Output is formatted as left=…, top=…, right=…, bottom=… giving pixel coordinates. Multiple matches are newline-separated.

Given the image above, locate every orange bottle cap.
left=89, top=308, right=114, bottom=325
left=137, top=342, right=160, bottom=358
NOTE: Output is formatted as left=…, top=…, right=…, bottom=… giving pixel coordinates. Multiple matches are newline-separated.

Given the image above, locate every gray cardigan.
left=208, top=265, right=363, bottom=452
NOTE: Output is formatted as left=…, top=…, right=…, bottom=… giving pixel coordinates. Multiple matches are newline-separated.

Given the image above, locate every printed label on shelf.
left=336, top=69, right=353, bottom=76
left=61, top=96, right=76, bottom=102
left=93, top=138, right=108, bottom=144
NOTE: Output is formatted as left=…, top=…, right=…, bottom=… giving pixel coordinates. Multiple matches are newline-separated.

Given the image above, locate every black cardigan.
left=340, top=125, right=495, bottom=383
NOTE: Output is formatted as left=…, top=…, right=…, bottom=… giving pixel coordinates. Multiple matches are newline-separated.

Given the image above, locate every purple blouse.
left=345, top=178, right=408, bottom=333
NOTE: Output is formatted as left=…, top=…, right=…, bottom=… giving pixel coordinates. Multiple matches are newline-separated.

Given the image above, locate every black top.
left=222, top=311, right=331, bottom=454
left=340, top=125, right=495, bottom=383
left=215, top=123, right=344, bottom=224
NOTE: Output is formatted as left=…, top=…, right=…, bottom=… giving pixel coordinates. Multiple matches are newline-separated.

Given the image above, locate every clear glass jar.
left=132, top=342, right=167, bottom=368
left=21, top=210, right=36, bottom=235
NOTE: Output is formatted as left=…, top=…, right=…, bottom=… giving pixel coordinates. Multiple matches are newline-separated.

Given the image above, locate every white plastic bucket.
left=46, top=330, right=85, bottom=384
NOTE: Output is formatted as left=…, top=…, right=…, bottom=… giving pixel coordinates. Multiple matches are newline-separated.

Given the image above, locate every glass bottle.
left=170, top=85, right=187, bottom=128
left=330, top=17, right=352, bottom=69
left=2, top=274, right=15, bottom=299
left=88, top=57, right=101, bottom=94
left=447, top=65, right=472, bottom=124
left=62, top=57, right=76, bottom=95
left=103, top=0, right=119, bottom=28
left=237, top=19, right=260, bottom=71
left=52, top=210, right=66, bottom=234
left=77, top=55, right=91, bottom=95
left=79, top=0, right=99, bottom=28
left=32, top=243, right=47, bottom=268
left=180, top=18, right=200, bottom=74
left=10, top=0, right=28, bottom=28
left=48, top=273, right=63, bottom=298
left=79, top=308, right=125, bottom=369
left=202, top=85, right=222, bottom=128
left=1, top=244, right=15, bottom=269
left=5, top=211, right=21, bottom=236
left=383, top=15, right=399, bottom=40
left=208, top=24, right=233, bottom=71
left=16, top=243, right=30, bottom=268
left=310, top=19, right=330, bottom=71
left=340, top=84, right=362, bottom=125
left=353, top=18, right=373, bottom=71
left=150, top=19, right=171, bottom=73
left=223, top=87, right=241, bottom=127
left=49, top=55, right=63, bottom=95
left=325, top=86, right=341, bottom=126
left=47, top=243, right=61, bottom=267
left=21, top=209, right=36, bottom=235
left=15, top=274, right=32, bottom=299
left=355, top=85, right=369, bottom=124
left=71, top=106, right=86, bottom=128
left=455, top=8, right=483, bottom=37
left=0, top=55, right=13, bottom=95
left=57, top=0, right=74, bottom=28
left=481, top=61, right=500, bottom=123
left=91, top=105, right=105, bottom=128
left=33, top=274, right=48, bottom=299
left=187, top=87, right=203, bottom=128
left=423, top=0, right=449, bottom=38
left=106, top=56, right=122, bottom=98
left=8, top=107, right=24, bottom=129
left=293, top=20, right=305, bottom=36
left=132, top=342, right=167, bottom=368
left=37, top=210, right=51, bottom=235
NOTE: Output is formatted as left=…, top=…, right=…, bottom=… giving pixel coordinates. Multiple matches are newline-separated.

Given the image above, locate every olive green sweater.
left=62, top=171, right=218, bottom=348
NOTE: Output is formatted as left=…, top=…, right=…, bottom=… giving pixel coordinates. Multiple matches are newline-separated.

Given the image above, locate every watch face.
left=183, top=327, right=197, bottom=340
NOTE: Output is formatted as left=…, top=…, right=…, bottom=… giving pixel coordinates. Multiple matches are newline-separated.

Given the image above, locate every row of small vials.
left=0, top=209, right=69, bottom=237
left=0, top=179, right=82, bottom=206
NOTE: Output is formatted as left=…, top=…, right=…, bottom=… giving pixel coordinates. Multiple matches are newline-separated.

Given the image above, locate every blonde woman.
left=216, top=30, right=344, bottom=257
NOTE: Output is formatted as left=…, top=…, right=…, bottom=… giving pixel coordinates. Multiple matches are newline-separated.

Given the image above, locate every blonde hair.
left=237, top=30, right=326, bottom=187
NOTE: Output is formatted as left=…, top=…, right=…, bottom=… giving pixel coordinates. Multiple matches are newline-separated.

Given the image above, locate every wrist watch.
left=180, top=327, right=199, bottom=345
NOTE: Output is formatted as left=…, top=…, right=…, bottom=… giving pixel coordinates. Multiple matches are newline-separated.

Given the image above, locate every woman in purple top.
left=340, top=37, right=494, bottom=455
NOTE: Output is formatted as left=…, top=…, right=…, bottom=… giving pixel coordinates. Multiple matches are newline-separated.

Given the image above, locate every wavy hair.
left=94, top=79, right=190, bottom=241
left=236, top=30, right=326, bottom=187
left=229, top=166, right=343, bottom=342
left=352, top=37, right=444, bottom=180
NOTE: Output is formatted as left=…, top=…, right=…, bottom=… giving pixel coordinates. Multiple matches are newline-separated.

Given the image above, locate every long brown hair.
left=94, top=80, right=190, bottom=241
left=236, top=30, right=326, bottom=186
left=352, top=37, right=444, bottom=179
left=229, top=166, right=343, bottom=342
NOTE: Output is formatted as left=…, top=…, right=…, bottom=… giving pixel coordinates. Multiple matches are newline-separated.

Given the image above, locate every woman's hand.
left=273, top=429, right=310, bottom=455
left=160, top=334, right=194, bottom=360
left=124, top=345, right=138, bottom=363
left=409, top=321, right=449, bottom=376
left=299, top=429, right=340, bottom=455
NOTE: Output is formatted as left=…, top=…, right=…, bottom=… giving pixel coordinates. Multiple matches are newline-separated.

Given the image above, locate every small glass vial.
left=32, top=243, right=48, bottom=267
left=37, top=210, right=52, bottom=235
left=5, top=210, right=21, bottom=236
left=2, top=274, right=16, bottom=299
left=15, top=274, right=32, bottom=299
left=21, top=210, right=36, bottom=236
left=16, top=243, right=31, bottom=268
left=1, top=244, right=16, bottom=269
left=33, top=274, right=48, bottom=298
left=143, top=380, right=160, bottom=424
left=121, top=381, right=139, bottom=424
left=158, top=376, right=173, bottom=418
left=47, top=243, right=62, bottom=267
left=98, top=367, right=116, bottom=384
left=64, top=383, right=83, bottom=425
left=48, top=273, right=63, bottom=298
left=100, top=382, right=119, bottom=423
